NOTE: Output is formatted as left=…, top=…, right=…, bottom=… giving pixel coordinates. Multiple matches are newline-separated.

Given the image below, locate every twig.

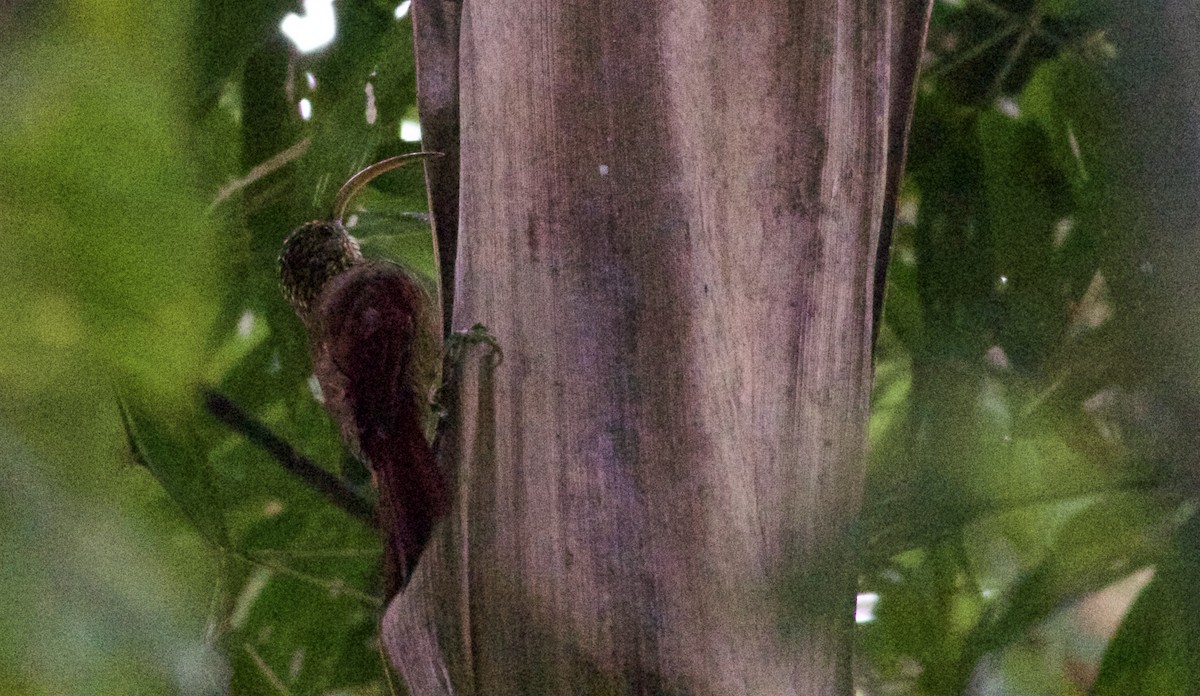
left=209, top=138, right=311, bottom=212
left=986, top=12, right=1039, bottom=101
left=967, top=0, right=1064, bottom=46
left=201, top=387, right=377, bottom=527
left=244, top=643, right=293, bottom=695
left=228, top=547, right=383, bottom=607
left=924, top=19, right=1022, bottom=84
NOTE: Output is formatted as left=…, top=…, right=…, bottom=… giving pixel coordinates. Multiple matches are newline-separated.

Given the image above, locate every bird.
left=278, top=153, right=448, bottom=597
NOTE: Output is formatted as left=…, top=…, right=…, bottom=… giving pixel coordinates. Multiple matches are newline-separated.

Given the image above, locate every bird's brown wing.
left=313, top=262, right=448, bottom=596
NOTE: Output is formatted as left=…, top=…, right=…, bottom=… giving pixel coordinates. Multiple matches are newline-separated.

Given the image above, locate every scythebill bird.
left=279, top=152, right=447, bottom=597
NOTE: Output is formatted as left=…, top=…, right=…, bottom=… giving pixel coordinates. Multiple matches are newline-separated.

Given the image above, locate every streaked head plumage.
left=278, top=220, right=364, bottom=315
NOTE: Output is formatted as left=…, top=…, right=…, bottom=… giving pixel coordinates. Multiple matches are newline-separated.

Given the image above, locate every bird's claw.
left=445, top=323, right=503, bottom=366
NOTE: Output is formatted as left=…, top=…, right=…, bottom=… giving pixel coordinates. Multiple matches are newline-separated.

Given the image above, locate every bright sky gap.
left=281, top=0, right=337, bottom=53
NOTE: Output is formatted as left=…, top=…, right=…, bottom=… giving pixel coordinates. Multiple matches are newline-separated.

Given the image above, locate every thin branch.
left=967, top=0, right=1065, bottom=46
left=986, top=12, right=1039, bottom=101
left=201, top=387, right=377, bottom=527
left=251, top=547, right=380, bottom=559
left=244, top=643, right=293, bottom=695
left=209, top=138, right=311, bottom=212
left=924, top=19, right=1022, bottom=84
left=228, top=547, right=383, bottom=607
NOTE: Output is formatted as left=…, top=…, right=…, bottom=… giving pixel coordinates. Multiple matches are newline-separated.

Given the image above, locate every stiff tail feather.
left=370, top=421, right=449, bottom=598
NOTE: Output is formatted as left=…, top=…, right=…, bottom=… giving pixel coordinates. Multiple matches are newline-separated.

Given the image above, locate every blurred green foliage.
left=860, top=0, right=1200, bottom=693
left=2, top=0, right=1198, bottom=694
left=1, top=0, right=429, bottom=692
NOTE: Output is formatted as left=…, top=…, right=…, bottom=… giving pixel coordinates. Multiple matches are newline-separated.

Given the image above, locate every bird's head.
left=278, top=220, right=364, bottom=316
left=278, top=151, right=441, bottom=318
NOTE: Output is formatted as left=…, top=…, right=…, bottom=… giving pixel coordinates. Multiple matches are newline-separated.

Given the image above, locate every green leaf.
left=118, top=391, right=229, bottom=547
left=955, top=492, right=1184, bottom=688
left=1092, top=512, right=1200, bottom=696
left=223, top=555, right=383, bottom=694
left=0, top=430, right=224, bottom=694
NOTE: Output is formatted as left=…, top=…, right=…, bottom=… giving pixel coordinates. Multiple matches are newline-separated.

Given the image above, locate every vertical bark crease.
left=410, top=0, right=464, bottom=332
left=389, top=1, right=932, bottom=693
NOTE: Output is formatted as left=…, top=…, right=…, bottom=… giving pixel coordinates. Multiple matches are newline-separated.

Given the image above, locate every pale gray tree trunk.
left=387, top=2, right=932, bottom=693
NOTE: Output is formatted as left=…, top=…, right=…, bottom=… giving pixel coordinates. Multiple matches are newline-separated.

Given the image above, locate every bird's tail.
left=370, top=418, right=449, bottom=598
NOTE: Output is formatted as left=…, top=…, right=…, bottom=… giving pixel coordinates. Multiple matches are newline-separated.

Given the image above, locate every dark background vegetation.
left=2, top=0, right=1198, bottom=693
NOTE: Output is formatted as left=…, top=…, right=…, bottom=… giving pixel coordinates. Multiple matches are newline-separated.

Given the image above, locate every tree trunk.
left=387, top=2, right=931, bottom=693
